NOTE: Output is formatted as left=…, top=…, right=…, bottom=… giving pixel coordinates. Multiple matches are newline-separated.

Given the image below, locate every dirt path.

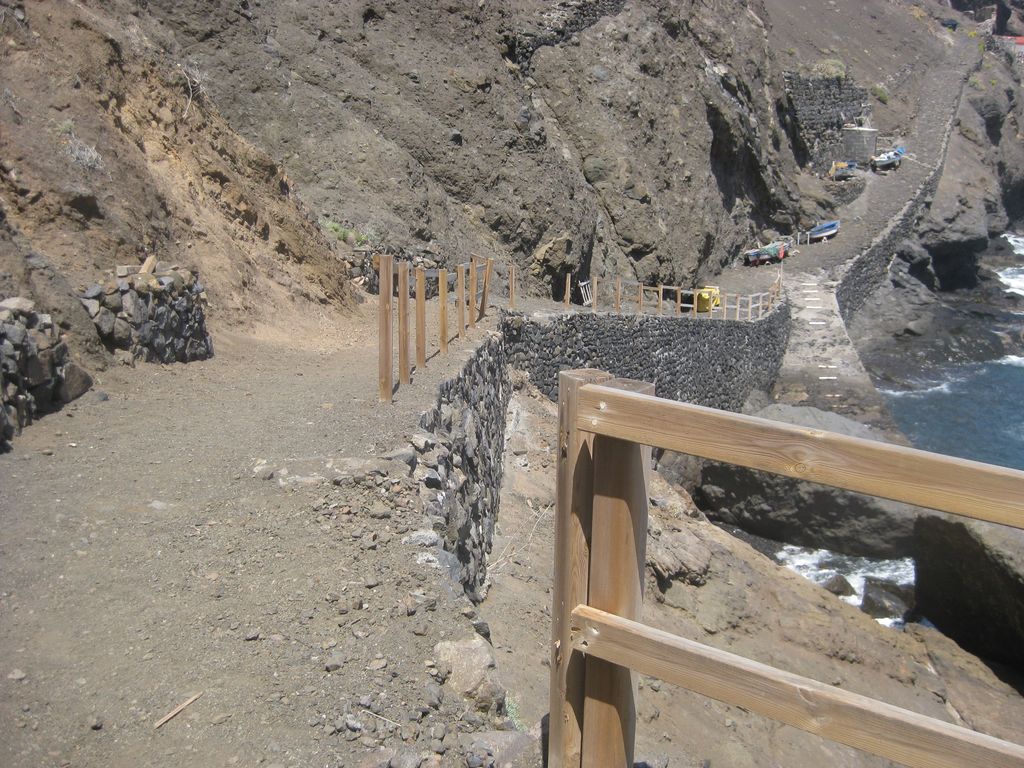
left=0, top=302, right=510, bottom=768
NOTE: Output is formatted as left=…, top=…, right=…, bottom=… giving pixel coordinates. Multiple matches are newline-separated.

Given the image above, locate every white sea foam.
left=1004, top=232, right=1024, bottom=256
left=775, top=544, right=915, bottom=624
left=879, top=379, right=956, bottom=398
left=997, top=354, right=1024, bottom=368
left=997, top=266, right=1024, bottom=297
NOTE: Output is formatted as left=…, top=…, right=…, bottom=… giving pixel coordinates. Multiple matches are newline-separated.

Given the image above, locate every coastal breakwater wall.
left=417, top=305, right=790, bottom=600
left=836, top=69, right=970, bottom=324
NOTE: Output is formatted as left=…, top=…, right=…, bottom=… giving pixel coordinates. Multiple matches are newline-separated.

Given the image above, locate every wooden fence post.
left=415, top=266, right=426, bottom=370
left=565, top=273, right=572, bottom=309
left=657, top=286, right=663, bottom=314
left=637, top=284, right=643, bottom=314
left=615, top=278, right=622, bottom=314
left=478, top=258, right=493, bottom=321
left=457, top=266, right=466, bottom=339
left=378, top=254, right=393, bottom=402
left=468, top=257, right=477, bottom=329
left=549, top=369, right=614, bottom=768
left=397, top=262, right=410, bottom=385
left=675, top=287, right=681, bottom=316
left=592, top=276, right=599, bottom=313
left=582, top=378, right=655, bottom=768
left=509, top=264, right=516, bottom=311
left=439, top=268, right=449, bottom=355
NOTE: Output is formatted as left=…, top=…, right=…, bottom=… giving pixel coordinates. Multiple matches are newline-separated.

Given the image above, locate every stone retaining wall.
left=415, top=305, right=790, bottom=600
left=503, top=307, right=791, bottom=410
left=784, top=73, right=871, bottom=170
left=418, top=335, right=512, bottom=602
left=1, top=297, right=92, bottom=450
left=80, top=265, right=213, bottom=364
left=835, top=69, right=970, bottom=325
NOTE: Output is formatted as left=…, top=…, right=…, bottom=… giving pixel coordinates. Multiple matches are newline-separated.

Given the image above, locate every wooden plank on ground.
left=574, top=385, right=1024, bottom=529
left=570, top=606, right=1024, bottom=768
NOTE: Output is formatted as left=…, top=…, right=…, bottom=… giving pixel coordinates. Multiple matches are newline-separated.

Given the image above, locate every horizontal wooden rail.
left=570, top=606, right=1024, bottom=768
left=574, top=384, right=1024, bottom=528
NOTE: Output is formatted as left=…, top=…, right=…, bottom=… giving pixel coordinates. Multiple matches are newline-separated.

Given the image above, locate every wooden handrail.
left=550, top=370, right=1024, bottom=768
left=575, top=383, right=1024, bottom=527
left=570, top=606, right=1024, bottom=768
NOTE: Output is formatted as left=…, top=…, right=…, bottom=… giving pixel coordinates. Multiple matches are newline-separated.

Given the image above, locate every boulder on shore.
left=914, top=514, right=1024, bottom=670
left=695, top=404, right=923, bottom=558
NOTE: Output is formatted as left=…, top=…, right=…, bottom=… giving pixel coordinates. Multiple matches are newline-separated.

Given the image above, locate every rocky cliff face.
left=128, top=0, right=802, bottom=294
left=0, top=0, right=355, bottom=368
left=918, top=54, right=1024, bottom=289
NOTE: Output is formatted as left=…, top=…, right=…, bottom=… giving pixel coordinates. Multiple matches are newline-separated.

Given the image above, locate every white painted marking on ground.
left=817, top=365, right=838, bottom=369
left=808, top=321, right=827, bottom=325
left=818, top=376, right=838, bottom=380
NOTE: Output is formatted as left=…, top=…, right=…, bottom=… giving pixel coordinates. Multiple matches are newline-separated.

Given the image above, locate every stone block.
left=58, top=362, right=93, bottom=403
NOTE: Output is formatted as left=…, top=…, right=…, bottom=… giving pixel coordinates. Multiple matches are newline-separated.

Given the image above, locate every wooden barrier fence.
left=564, top=273, right=783, bottom=320
left=377, top=254, right=493, bottom=401
left=550, top=369, right=1024, bottom=768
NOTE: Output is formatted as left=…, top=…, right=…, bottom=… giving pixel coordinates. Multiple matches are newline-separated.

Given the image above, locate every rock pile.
left=79, top=259, right=212, bottom=363
left=1, top=296, right=92, bottom=449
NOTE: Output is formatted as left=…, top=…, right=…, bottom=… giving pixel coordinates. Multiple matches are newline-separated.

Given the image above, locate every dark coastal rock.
left=822, top=573, right=855, bottom=597
left=914, top=514, right=1024, bottom=670
left=860, top=577, right=912, bottom=619
left=696, top=404, right=923, bottom=558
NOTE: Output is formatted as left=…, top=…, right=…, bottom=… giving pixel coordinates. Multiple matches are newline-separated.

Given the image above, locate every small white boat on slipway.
left=806, top=220, right=840, bottom=242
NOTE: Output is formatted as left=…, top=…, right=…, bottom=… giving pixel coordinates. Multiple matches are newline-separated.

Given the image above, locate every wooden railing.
left=377, top=254, right=492, bottom=401
left=561, top=273, right=783, bottom=320
left=549, top=369, right=1024, bottom=768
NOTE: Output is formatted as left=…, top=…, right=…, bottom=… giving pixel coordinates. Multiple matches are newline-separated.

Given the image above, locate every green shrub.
left=322, top=219, right=372, bottom=246
left=57, top=118, right=75, bottom=135
left=870, top=84, right=890, bottom=104
left=813, top=58, right=847, bottom=79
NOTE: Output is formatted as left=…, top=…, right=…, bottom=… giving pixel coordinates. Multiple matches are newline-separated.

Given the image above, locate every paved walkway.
left=718, top=38, right=980, bottom=432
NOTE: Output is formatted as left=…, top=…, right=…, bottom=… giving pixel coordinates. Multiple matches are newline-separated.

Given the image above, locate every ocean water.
left=882, top=232, right=1024, bottom=471
left=775, top=545, right=914, bottom=627
left=776, top=234, right=1024, bottom=619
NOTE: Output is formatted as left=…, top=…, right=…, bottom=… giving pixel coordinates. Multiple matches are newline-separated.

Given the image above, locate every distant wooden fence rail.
left=565, top=272, right=783, bottom=320
left=549, top=369, right=1024, bottom=768
left=377, top=254, right=492, bottom=402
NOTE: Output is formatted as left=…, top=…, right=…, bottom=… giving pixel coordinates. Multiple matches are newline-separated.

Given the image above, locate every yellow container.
left=695, top=286, right=721, bottom=312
